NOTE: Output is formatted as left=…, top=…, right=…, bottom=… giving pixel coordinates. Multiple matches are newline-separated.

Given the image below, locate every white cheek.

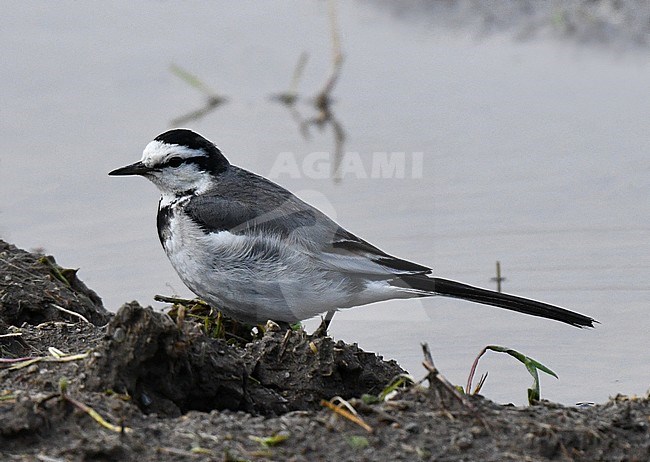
left=167, top=168, right=195, bottom=188
left=148, top=164, right=213, bottom=197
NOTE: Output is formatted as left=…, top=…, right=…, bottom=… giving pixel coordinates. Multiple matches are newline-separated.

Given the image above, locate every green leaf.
left=483, top=345, right=558, bottom=405
left=248, top=433, right=289, bottom=447
left=361, top=393, right=380, bottom=405
left=346, top=435, right=369, bottom=449
left=378, top=374, right=415, bottom=401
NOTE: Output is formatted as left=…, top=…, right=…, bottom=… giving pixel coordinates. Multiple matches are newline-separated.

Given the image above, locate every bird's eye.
left=167, top=157, right=184, bottom=168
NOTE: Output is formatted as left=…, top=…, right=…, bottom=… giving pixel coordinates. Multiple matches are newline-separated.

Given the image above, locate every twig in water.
left=301, top=0, right=347, bottom=182
left=169, top=63, right=228, bottom=126
left=271, top=51, right=309, bottom=106
left=316, top=0, right=344, bottom=102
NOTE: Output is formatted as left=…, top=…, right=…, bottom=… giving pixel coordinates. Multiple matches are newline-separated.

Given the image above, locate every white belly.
left=161, top=211, right=355, bottom=323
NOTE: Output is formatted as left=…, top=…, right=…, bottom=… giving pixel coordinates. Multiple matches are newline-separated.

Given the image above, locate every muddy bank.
left=0, top=239, right=648, bottom=461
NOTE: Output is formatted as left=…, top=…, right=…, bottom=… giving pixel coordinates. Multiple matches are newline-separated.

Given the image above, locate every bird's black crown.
left=156, top=129, right=230, bottom=175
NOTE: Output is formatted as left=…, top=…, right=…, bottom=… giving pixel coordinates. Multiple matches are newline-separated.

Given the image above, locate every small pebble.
left=112, top=327, right=125, bottom=342
left=470, top=425, right=486, bottom=437
left=404, top=422, right=420, bottom=433
left=452, top=432, right=473, bottom=450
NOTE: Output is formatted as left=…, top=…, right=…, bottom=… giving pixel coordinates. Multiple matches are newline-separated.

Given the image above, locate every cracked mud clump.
left=85, top=302, right=403, bottom=416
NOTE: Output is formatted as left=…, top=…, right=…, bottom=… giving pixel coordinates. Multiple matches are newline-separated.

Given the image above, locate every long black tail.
left=397, top=276, right=596, bottom=328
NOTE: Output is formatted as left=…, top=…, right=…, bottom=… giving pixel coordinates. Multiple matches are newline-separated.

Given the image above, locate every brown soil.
left=0, top=239, right=648, bottom=461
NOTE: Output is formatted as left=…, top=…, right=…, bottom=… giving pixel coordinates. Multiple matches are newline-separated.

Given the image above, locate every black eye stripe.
left=164, top=156, right=208, bottom=169
left=160, top=151, right=229, bottom=175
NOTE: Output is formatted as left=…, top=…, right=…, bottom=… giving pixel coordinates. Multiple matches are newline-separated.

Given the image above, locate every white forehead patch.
left=141, top=140, right=205, bottom=167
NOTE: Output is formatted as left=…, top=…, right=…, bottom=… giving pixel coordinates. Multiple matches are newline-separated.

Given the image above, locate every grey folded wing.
left=184, top=189, right=431, bottom=279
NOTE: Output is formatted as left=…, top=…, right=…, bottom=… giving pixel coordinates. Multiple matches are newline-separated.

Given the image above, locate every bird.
left=109, top=129, right=596, bottom=329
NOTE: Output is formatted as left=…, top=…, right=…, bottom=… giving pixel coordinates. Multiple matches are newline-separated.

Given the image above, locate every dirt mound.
left=0, top=240, right=109, bottom=326
left=86, top=302, right=403, bottom=416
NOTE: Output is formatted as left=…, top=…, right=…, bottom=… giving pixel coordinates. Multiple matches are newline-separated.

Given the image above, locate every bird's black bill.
left=108, top=161, right=150, bottom=176
left=398, top=276, right=597, bottom=328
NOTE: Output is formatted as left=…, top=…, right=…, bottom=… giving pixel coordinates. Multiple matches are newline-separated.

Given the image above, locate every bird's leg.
left=314, top=310, right=336, bottom=337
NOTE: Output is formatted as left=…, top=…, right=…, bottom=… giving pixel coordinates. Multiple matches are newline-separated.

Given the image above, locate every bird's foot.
left=313, top=310, right=336, bottom=337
